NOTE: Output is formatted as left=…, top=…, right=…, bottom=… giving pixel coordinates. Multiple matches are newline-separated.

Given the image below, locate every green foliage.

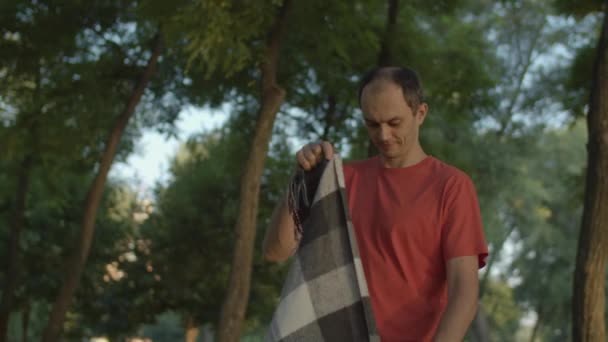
left=6, top=301, right=50, bottom=341
left=554, top=0, right=604, bottom=17
left=0, top=0, right=211, bottom=339
left=482, top=280, right=525, bottom=341
left=175, top=0, right=283, bottom=77
left=1, top=0, right=602, bottom=339
left=0, top=0, right=212, bottom=165
left=81, top=113, right=292, bottom=336
left=66, top=183, right=143, bottom=338
left=563, top=44, right=597, bottom=117
left=508, top=121, right=587, bottom=341
left=0, top=161, right=139, bottom=340
left=139, top=311, right=186, bottom=341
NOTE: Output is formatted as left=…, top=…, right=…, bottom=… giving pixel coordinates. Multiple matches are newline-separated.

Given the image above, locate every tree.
left=571, top=0, right=608, bottom=340
left=0, top=165, right=142, bottom=340
left=0, top=2, right=137, bottom=337
left=179, top=1, right=294, bottom=340
left=213, top=2, right=292, bottom=330
left=1, top=1, right=208, bottom=339
left=69, top=110, right=293, bottom=341
left=41, top=27, right=163, bottom=342
left=508, top=122, right=587, bottom=341
left=56, top=181, right=143, bottom=340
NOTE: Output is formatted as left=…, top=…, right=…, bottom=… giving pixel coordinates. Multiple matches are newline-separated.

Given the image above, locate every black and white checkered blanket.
left=266, top=156, right=379, bottom=341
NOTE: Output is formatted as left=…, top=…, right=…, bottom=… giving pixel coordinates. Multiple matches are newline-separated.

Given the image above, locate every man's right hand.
left=263, top=141, right=334, bottom=262
left=295, top=141, right=334, bottom=171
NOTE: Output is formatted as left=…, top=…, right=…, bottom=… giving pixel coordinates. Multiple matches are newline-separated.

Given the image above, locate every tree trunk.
left=368, top=0, right=400, bottom=157
left=184, top=316, right=200, bottom=342
left=41, top=31, right=163, bottom=342
left=201, top=324, right=214, bottom=342
left=320, top=94, right=336, bottom=141
left=215, top=2, right=292, bottom=342
left=0, top=156, right=32, bottom=342
left=471, top=303, right=491, bottom=342
left=21, top=304, right=30, bottom=342
left=377, top=0, right=399, bottom=67
left=470, top=223, right=516, bottom=342
left=529, top=310, right=541, bottom=342
left=572, top=4, right=608, bottom=342
left=478, top=223, right=515, bottom=299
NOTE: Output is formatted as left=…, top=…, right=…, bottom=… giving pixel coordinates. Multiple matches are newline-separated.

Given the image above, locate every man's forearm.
left=433, top=287, right=478, bottom=342
left=262, top=194, right=299, bottom=262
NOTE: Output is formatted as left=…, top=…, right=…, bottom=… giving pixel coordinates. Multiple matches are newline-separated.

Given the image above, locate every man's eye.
left=365, top=121, right=379, bottom=128
left=389, top=121, right=400, bottom=127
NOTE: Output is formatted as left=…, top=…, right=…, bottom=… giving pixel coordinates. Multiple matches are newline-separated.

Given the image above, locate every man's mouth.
left=379, top=143, right=395, bottom=151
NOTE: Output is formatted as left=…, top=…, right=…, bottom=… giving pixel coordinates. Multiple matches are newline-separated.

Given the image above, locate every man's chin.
left=379, top=150, right=401, bottom=159
left=377, top=143, right=396, bottom=152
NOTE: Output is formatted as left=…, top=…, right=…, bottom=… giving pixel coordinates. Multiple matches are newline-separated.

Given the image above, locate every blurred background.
left=0, top=0, right=606, bottom=341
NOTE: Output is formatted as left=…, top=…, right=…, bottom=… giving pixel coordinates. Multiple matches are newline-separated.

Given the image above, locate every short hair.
left=357, top=66, right=425, bottom=110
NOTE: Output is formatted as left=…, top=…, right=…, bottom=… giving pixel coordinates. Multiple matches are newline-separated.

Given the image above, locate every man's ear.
left=416, top=103, right=428, bottom=125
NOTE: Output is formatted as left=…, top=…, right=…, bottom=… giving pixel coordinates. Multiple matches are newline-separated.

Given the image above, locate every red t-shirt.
left=343, top=156, right=488, bottom=342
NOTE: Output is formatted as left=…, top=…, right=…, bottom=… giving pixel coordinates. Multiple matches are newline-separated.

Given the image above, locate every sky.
left=109, top=107, right=228, bottom=193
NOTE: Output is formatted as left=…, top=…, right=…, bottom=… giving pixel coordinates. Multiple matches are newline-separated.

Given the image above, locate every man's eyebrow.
left=364, top=116, right=401, bottom=123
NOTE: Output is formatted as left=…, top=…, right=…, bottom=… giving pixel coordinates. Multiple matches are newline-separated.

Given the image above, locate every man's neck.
left=380, top=146, right=427, bottom=168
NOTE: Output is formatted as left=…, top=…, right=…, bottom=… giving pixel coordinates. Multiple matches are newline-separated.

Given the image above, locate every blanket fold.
left=266, top=156, right=379, bottom=342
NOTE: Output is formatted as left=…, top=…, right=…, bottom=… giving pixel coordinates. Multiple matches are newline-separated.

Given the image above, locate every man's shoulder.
left=429, top=157, right=475, bottom=184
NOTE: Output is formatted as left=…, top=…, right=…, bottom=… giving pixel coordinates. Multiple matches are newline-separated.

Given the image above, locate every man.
left=263, top=66, right=488, bottom=342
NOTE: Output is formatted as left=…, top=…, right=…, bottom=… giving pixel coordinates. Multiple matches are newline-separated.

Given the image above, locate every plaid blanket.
left=266, top=156, right=379, bottom=341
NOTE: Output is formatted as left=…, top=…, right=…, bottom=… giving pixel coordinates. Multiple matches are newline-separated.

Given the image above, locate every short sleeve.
left=441, top=174, right=488, bottom=268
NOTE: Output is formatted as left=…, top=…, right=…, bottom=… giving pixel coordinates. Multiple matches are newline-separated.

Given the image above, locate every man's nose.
left=379, top=125, right=391, bottom=141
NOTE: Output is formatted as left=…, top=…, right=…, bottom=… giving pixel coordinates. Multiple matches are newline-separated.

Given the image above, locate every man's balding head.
left=358, top=66, right=425, bottom=112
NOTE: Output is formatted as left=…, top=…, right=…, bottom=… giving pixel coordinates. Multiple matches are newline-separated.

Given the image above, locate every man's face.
left=360, top=80, right=427, bottom=163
